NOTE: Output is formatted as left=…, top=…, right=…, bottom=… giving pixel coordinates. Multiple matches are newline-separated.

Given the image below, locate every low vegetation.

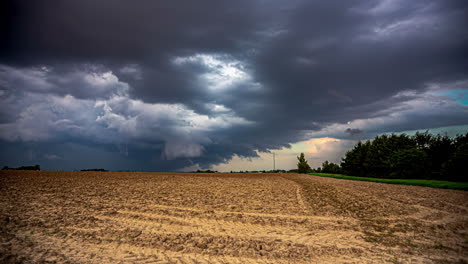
left=308, top=173, right=468, bottom=191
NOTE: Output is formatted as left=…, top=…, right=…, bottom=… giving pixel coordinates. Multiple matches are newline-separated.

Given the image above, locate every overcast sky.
left=1, top=0, right=467, bottom=171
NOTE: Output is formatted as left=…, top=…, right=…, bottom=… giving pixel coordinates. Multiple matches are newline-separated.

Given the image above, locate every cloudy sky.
left=1, top=0, right=467, bottom=171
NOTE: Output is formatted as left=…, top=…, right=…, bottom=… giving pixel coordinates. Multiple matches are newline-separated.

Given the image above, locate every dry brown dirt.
left=0, top=171, right=467, bottom=263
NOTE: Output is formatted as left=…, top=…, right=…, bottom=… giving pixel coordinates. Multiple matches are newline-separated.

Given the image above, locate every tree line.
left=2, top=164, right=41, bottom=171
left=298, top=132, right=468, bottom=182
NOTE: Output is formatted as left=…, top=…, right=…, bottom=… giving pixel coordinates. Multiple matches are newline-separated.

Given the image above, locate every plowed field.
left=1, top=171, right=467, bottom=263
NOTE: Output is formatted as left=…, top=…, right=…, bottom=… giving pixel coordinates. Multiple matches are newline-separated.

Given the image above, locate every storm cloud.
left=1, top=0, right=467, bottom=171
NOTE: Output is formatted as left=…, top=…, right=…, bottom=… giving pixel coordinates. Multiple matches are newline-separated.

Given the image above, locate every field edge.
left=308, top=173, right=468, bottom=191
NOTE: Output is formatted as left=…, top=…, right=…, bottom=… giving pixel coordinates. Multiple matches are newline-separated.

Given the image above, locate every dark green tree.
left=297, top=153, right=311, bottom=173
left=341, top=141, right=370, bottom=176
left=365, top=134, right=416, bottom=178
left=321, top=160, right=342, bottom=174
left=425, top=134, right=455, bottom=179
left=388, top=148, right=427, bottom=179
left=340, top=132, right=468, bottom=181
left=442, top=133, right=468, bottom=181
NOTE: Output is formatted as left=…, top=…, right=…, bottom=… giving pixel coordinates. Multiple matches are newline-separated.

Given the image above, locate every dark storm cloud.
left=1, top=0, right=468, bottom=171
left=252, top=0, right=468, bottom=124
left=345, top=128, right=364, bottom=136
left=0, top=0, right=260, bottom=64
left=0, top=64, right=129, bottom=100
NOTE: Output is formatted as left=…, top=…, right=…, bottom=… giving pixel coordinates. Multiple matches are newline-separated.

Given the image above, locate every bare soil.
left=0, top=171, right=467, bottom=263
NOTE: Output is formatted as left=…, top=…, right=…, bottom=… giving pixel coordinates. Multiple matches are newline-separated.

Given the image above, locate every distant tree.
left=81, top=168, right=107, bottom=172
left=321, top=161, right=342, bottom=174
left=297, top=153, right=312, bottom=173
left=12, top=165, right=41, bottom=171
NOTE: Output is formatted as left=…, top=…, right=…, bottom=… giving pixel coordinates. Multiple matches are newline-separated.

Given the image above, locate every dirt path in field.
left=0, top=171, right=467, bottom=263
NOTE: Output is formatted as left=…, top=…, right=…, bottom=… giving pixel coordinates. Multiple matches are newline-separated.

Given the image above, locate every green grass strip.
left=308, top=173, right=468, bottom=191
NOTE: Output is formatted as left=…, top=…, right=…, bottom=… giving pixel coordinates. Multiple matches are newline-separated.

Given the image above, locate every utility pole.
left=273, top=152, right=275, bottom=171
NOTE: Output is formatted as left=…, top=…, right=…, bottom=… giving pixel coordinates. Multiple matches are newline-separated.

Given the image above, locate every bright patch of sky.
left=172, top=54, right=251, bottom=91
left=436, top=90, right=468, bottom=105
left=211, top=137, right=357, bottom=172
left=212, top=123, right=468, bottom=172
